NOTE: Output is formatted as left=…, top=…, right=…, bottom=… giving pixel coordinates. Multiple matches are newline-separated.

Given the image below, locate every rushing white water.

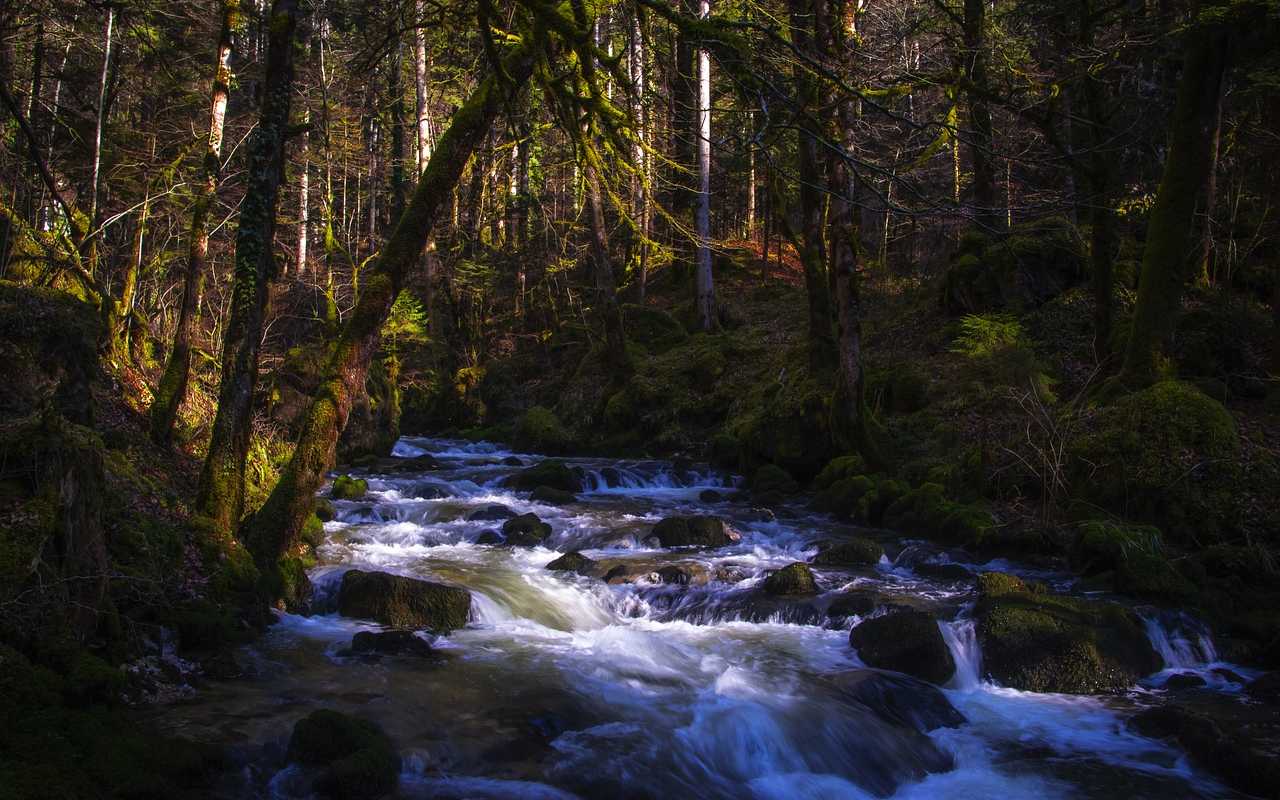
left=156, top=438, right=1251, bottom=799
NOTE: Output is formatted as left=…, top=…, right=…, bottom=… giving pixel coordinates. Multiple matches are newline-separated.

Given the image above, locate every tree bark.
left=669, top=0, right=698, bottom=276
left=961, top=0, right=1000, bottom=231
left=242, top=42, right=536, bottom=570
left=1115, top=22, right=1230, bottom=388
left=150, top=0, right=241, bottom=444
left=196, top=0, right=302, bottom=534
left=787, top=0, right=835, bottom=371
left=693, top=0, right=716, bottom=331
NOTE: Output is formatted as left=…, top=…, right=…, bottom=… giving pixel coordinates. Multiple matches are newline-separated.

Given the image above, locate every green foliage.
left=513, top=405, right=575, bottom=453
left=813, top=455, right=867, bottom=489
left=950, top=313, right=1056, bottom=400
left=383, top=292, right=431, bottom=353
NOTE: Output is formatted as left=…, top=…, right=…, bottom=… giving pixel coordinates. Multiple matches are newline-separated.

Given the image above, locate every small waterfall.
left=941, top=618, right=983, bottom=691
left=1142, top=612, right=1218, bottom=669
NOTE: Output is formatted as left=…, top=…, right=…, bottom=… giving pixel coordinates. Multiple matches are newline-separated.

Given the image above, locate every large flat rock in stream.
left=337, top=569, right=471, bottom=633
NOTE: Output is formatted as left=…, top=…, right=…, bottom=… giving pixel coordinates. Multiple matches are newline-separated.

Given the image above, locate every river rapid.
left=153, top=438, right=1258, bottom=799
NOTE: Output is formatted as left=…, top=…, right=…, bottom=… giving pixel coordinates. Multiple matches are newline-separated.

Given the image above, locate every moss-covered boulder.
left=880, top=483, right=997, bottom=549
left=504, top=460, right=584, bottom=493
left=650, top=516, right=738, bottom=548
left=1071, top=381, right=1240, bottom=544
left=813, top=455, right=867, bottom=489
left=546, top=551, right=596, bottom=575
left=813, top=475, right=878, bottom=520
left=288, top=710, right=401, bottom=800
left=728, top=370, right=835, bottom=480
left=762, top=562, right=818, bottom=595
left=501, top=513, right=554, bottom=547
left=314, top=498, right=336, bottom=522
left=849, top=610, right=955, bottom=685
left=750, top=464, right=799, bottom=500
left=337, top=570, right=471, bottom=633
left=512, top=406, right=575, bottom=454
left=942, top=217, right=1084, bottom=315
left=330, top=475, right=369, bottom=500
left=974, top=572, right=1160, bottom=693
left=812, top=538, right=884, bottom=567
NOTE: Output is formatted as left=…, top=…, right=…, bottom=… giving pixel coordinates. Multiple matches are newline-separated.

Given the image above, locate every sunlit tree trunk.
left=87, top=6, right=116, bottom=274
left=693, top=0, right=716, bottom=331
left=197, top=0, right=302, bottom=534
left=150, top=0, right=241, bottom=445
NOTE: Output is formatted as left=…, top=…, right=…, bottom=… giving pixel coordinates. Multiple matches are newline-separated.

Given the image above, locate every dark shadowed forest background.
left=2, top=0, right=1280, bottom=797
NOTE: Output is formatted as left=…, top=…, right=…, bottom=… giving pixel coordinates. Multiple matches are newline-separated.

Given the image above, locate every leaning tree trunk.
left=196, top=0, right=301, bottom=534
left=150, top=0, right=242, bottom=445
left=1115, top=22, right=1230, bottom=389
left=242, top=43, right=536, bottom=571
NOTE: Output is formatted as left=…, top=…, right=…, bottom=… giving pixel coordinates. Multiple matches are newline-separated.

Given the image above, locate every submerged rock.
left=504, top=459, right=584, bottom=492
left=337, top=570, right=471, bottom=633
left=1164, top=672, right=1207, bottom=690
left=974, top=572, right=1160, bottom=694
left=501, top=513, right=553, bottom=547
left=812, top=538, right=884, bottom=567
left=475, top=530, right=504, bottom=545
left=330, top=475, right=369, bottom=500
left=1130, top=704, right=1280, bottom=798
left=698, top=489, right=724, bottom=503
left=287, top=709, right=400, bottom=800
left=762, top=562, right=819, bottom=595
left=828, top=670, right=966, bottom=733
left=501, top=455, right=524, bottom=467
left=530, top=485, right=578, bottom=506
left=380, top=454, right=439, bottom=473
left=849, top=610, right=956, bottom=685
left=546, top=551, right=596, bottom=576
left=468, top=504, right=516, bottom=521
left=650, top=515, right=739, bottom=548
left=826, top=591, right=878, bottom=620
left=347, top=630, right=433, bottom=658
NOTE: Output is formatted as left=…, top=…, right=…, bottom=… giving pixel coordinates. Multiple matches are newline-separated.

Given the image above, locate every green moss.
left=512, top=405, right=575, bottom=454
left=301, top=513, right=326, bottom=549
left=504, top=460, right=583, bottom=492
left=1071, top=381, right=1240, bottom=543
left=975, top=571, right=1161, bottom=693
left=337, top=570, right=471, bottom=632
left=620, top=304, right=687, bottom=353
left=812, top=537, right=884, bottom=566
left=751, top=464, right=799, bottom=496
left=812, top=475, right=876, bottom=519
left=813, top=455, right=867, bottom=489
left=762, top=562, right=818, bottom=595
left=330, top=475, right=369, bottom=500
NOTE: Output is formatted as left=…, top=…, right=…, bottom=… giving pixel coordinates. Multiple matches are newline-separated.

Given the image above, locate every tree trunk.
left=242, top=42, right=536, bottom=572
left=669, top=0, right=698, bottom=276
left=693, top=0, right=716, bottom=331
left=389, top=39, right=407, bottom=222
left=961, top=0, right=999, bottom=231
left=787, top=0, right=835, bottom=371
left=196, top=0, right=302, bottom=534
left=150, top=0, right=241, bottom=445
left=1115, top=23, right=1230, bottom=389
left=87, top=5, right=116, bottom=269
left=414, top=0, right=433, bottom=170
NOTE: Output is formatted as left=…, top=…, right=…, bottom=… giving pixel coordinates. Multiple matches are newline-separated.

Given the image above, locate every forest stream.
left=146, top=438, right=1258, bottom=799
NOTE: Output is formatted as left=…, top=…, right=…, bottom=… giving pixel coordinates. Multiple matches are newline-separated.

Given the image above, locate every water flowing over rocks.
left=849, top=609, right=956, bottom=685
left=152, top=438, right=1258, bottom=798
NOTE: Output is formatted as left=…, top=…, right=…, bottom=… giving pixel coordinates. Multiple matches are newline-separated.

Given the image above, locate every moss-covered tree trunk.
left=961, top=0, right=1000, bottom=231
left=668, top=0, right=698, bottom=279
left=826, top=0, right=877, bottom=465
left=243, top=43, right=536, bottom=570
left=1078, top=0, right=1119, bottom=365
left=1115, top=21, right=1230, bottom=388
left=196, top=0, right=301, bottom=533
